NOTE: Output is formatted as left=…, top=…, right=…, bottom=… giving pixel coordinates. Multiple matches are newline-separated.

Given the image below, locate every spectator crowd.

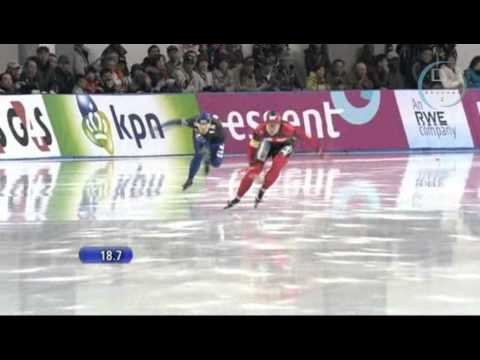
left=1, top=43, right=479, bottom=95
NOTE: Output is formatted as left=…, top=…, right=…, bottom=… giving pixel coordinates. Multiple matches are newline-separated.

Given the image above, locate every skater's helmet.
left=265, top=111, right=282, bottom=124
left=197, top=112, right=213, bottom=125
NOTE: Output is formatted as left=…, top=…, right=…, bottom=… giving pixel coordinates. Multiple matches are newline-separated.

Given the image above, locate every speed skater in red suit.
left=225, top=111, right=318, bottom=210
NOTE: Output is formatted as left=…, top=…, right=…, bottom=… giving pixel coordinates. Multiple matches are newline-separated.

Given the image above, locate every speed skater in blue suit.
left=163, top=112, right=225, bottom=191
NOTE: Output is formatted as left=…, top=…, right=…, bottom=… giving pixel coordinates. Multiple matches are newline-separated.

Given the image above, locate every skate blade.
left=182, top=183, right=193, bottom=192
left=224, top=200, right=240, bottom=210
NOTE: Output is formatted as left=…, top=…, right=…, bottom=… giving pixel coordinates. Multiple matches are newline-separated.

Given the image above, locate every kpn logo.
left=76, top=95, right=114, bottom=155
left=76, top=95, right=166, bottom=153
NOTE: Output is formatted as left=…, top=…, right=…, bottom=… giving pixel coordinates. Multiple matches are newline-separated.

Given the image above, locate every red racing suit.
left=235, top=122, right=314, bottom=199
left=247, top=122, right=302, bottom=165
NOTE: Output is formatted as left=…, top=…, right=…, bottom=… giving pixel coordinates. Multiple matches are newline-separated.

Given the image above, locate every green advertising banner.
left=43, top=94, right=198, bottom=158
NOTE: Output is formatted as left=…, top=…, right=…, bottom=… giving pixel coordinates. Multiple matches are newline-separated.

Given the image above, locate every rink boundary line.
left=0, top=148, right=478, bottom=163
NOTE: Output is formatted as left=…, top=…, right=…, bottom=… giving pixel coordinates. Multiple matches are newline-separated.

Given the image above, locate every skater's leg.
left=187, top=152, right=203, bottom=179
left=262, top=154, right=289, bottom=191
left=237, top=162, right=264, bottom=198
left=225, top=162, right=264, bottom=209
left=183, top=135, right=207, bottom=190
left=254, top=154, right=289, bottom=208
left=190, top=135, right=208, bottom=177
left=209, top=143, right=225, bottom=168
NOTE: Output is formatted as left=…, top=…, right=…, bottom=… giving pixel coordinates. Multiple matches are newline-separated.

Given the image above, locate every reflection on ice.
left=0, top=153, right=480, bottom=315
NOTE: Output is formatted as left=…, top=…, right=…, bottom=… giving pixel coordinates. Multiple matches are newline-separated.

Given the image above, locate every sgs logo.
left=0, top=101, right=53, bottom=154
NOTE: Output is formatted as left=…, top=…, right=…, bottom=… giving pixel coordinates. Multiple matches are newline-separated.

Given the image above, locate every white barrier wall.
left=1, top=90, right=479, bottom=161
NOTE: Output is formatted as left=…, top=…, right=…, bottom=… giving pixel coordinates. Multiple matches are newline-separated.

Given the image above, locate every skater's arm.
left=288, top=125, right=321, bottom=152
left=181, top=117, right=197, bottom=128
left=161, top=117, right=196, bottom=130
left=247, top=130, right=262, bottom=165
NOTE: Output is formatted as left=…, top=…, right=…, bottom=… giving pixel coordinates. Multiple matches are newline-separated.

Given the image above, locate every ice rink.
left=1, top=152, right=480, bottom=315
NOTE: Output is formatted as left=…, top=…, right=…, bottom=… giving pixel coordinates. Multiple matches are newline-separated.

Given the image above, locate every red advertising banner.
left=197, top=91, right=409, bottom=154
left=461, top=90, right=480, bottom=147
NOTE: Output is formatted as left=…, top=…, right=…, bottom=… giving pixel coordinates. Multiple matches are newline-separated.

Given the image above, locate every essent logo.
left=330, top=90, right=381, bottom=125
left=77, top=95, right=114, bottom=155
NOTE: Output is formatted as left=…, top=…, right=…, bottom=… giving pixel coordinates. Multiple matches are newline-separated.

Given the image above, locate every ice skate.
left=182, top=178, right=193, bottom=191
left=254, top=189, right=266, bottom=209
left=224, top=198, right=240, bottom=210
